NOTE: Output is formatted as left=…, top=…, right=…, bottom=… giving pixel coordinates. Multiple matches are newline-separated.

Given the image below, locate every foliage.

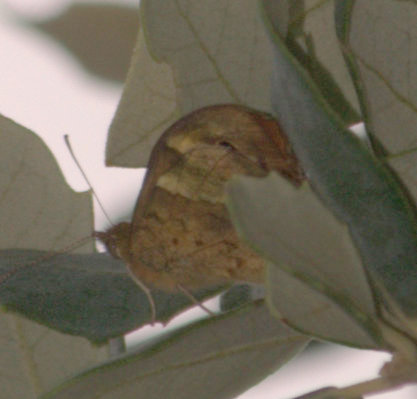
left=0, top=1, right=416, bottom=398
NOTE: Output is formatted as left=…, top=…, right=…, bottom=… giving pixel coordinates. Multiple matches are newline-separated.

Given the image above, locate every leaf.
left=105, top=21, right=178, bottom=167
left=106, top=0, right=275, bottom=167
left=292, top=386, right=362, bottom=399
left=35, top=3, right=139, bottom=82
left=227, top=173, right=382, bottom=348
left=262, top=8, right=417, bottom=319
left=0, top=115, right=106, bottom=398
left=335, top=1, right=417, bottom=207
left=0, top=114, right=93, bottom=252
left=220, top=284, right=256, bottom=312
left=267, top=265, right=377, bottom=348
left=40, top=302, right=309, bottom=399
left=0, top=311, right=107, bottom=399
left=261, top=0, right=360, bottom=125
left=0, top=249, right=224, bottom=343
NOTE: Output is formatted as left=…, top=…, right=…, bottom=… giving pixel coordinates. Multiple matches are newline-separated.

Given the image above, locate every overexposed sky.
left=0, top=1, right=415, bottom=398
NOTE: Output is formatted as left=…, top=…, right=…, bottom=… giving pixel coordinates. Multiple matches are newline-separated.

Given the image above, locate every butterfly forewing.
left=99, top=105, right=304, bottom=292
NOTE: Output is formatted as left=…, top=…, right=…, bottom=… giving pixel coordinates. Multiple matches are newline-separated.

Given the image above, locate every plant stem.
left=334, top=375, right=413, bottom=398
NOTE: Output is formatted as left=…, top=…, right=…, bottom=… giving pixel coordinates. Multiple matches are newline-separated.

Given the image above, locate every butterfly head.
left=94, top=222, right=132, bottom=264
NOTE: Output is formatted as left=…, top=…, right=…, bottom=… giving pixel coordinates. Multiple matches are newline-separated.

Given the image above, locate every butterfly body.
left=98, top=105, right=303, bottom=292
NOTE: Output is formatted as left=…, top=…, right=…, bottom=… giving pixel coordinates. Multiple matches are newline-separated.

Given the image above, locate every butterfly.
left=95, top=104, right=304, bottom=319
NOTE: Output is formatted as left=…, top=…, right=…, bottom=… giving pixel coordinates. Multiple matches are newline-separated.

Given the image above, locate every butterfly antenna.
left=1, top=136, right=104, bottom=287
left=177, top=284, right=216, bottom=317
left=64, top=134, right=114, bottom=226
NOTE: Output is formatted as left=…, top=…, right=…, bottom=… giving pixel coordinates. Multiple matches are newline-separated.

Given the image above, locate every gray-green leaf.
left=106, top=0, right=275, bottom=167
left=263, top=8, right=417, bottom=319
left=41, top=302, right=308, bottom=399
left=0, top=249, right=224, bottom=343
left=227, top=173, right=382, bottom=348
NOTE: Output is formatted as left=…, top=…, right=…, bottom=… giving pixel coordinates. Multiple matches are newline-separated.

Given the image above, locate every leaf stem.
left=334, top=375, right=407, bottom=398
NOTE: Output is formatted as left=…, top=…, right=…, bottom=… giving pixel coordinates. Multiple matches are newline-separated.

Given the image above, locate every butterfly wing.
left=127, top=105, right=303, bottom=291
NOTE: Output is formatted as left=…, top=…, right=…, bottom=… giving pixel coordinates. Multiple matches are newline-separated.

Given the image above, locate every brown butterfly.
left=95, top=104, right=303, bottom=317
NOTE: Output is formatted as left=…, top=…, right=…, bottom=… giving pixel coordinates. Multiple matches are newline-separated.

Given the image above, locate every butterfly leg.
left=176, top=283, right=216, bottom=317
left=133, top=277, right=157, bottom=325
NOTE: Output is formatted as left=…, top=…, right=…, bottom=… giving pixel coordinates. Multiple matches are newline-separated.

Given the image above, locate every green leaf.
left=41, top=302, right=309, bottom=399
left=0, top=114, right=93, bottom=253
left=261, top=0, right=360, bottom=125
left=220, top=284, right=256, bottom=312
left=267, top=264, right=377, bottom=348
left=106, top=0, right=276, bottom=167
left=0, top=115, right=107, bottom=398
left=0, top=310, right=107, bottom=399
left=336, top=1, right=417, bottom=214
left=227, top=174, right=382, bottom=348
left=336, top=1, right=417, bottom=154
left=262, top=7, right=417, bottom=319
left=0, top=249, right=224, bottom=343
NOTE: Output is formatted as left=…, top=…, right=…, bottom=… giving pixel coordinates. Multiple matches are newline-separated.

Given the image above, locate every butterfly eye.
left=101, top=234, right=120, bottom=259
